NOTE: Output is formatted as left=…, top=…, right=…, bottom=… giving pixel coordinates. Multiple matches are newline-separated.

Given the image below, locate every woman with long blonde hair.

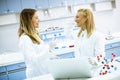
left=72, top=8, right=105, bottom=64
left=18, top=8, right=56, bottom=79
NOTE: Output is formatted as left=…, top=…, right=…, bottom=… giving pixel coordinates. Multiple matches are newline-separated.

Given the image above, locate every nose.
left=75, top=18, right=77, bottom=23
left=74, top=17, right=76, bottom=22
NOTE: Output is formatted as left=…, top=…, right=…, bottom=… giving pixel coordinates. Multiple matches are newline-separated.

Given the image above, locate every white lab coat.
left=66, top=28, right=105, bottom=58
left=19, top=34, right=53, bottom=79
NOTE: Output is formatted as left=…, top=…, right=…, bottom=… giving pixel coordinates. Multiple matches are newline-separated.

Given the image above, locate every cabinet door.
left=21, top=0, right=35, bottom=9
left=48, top=0, right=74, bottom=7
left=57, top=52, right=75, bottom=59
left=48, top=0, right=62, bottom=8
left=0, top=75, right=8, bottom=80
left=74, top=0, right=86, bottom=5
left=6, top=0, right=22, bottom=12
left=105, top=42, right=120, bottom=59
left=6, top=62, right=26, bottom=71
left=34, top=0, right=49, bottom=9
left=6, top=62, right=26, bottom=80
left=0, top=10, right=1, bottom=14
left=63, top=0, right=74, bottom=6
left=105, top=46, right=120, bottom=59
left=0, top=66, right=8, bottom=80
left=8, top=71, right=26, bottom=80
left=0, top=0, right=7, bottom=14
left=0, top=66, right=7, bottom=73
left=105, top=42, right=120, bottom=50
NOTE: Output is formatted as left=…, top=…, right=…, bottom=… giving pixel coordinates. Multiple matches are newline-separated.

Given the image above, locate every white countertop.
left=105, top=37, right=120, bottom=44
left=0, top=36, right=120, bottom=80
left=0, top=33, right=120, bottom=67
left=25, top=61, right=120, bottom=80
left=0, top=52, right=24, bottom=66
left=25, top=72, right=120, bottom=80
left=105, top=32, right=120, bottom=44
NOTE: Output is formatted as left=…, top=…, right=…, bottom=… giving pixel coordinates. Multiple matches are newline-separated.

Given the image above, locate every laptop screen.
left=47, top=57, right=92, bottom=79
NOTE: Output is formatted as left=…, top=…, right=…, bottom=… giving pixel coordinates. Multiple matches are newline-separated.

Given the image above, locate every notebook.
left=47, top=57, right=92, bottom=79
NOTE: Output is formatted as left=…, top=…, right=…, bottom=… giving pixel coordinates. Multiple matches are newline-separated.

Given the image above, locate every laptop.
left=47, top=57, right=92, bottom=79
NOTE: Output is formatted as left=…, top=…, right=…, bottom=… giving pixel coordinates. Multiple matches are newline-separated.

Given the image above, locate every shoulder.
left=19, top=34, right=30, bottom=41
left=91, top=31, right=105, bottom=41
left=93, top=31, right=105, bottom=38
left=19, top=34, right=32, bottom=44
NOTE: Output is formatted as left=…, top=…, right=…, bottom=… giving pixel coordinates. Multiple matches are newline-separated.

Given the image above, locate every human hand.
left=49, top=41, right=56, bottom=51
left=88, top=57, right=98, bottom=66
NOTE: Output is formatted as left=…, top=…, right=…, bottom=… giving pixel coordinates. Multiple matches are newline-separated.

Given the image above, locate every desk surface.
left=0, top=34, right=120, bottom=67
left=0, top=52, right=24, bottom=66
left=25, top=61, right=120, bottom=80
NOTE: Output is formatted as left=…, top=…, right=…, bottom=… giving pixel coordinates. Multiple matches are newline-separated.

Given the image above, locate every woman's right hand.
left=88, top=57, right=98, bottom=66
left=49, top=41, right=56, bottom=52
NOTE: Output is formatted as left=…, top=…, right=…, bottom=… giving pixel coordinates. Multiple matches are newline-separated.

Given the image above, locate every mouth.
left=76, top=22, right=81, bottom=27
left=75, top=22, right=79, bottom=25
left=36, top=23, right=39, bottom=26
left=34, top=23, right=39, bottom=28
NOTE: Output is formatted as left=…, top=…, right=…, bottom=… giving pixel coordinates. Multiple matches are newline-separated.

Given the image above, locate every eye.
left=35, top=16, right=38, bottom=19
left=76, top=16, right=79, bottom=18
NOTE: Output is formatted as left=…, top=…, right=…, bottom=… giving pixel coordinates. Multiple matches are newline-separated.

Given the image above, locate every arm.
left=89, top=33, right=106, bottom=66
left=94, top=32, right=106, bottom=57
left=19, top=35, right=54, bottom=63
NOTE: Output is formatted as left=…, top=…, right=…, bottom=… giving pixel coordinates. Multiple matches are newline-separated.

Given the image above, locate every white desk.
left=0, top=33, right=120, bottom=80
left=0, top=52, right=24, bottom=67
left=25, top=61, right=120, bottom=80
left=0, top=33, right=120, bottom=67
left=25, top=71, right=120, bottom=80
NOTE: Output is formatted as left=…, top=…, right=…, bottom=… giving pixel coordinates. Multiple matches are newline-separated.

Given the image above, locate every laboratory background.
left=0, top=0, right=120, bottom=80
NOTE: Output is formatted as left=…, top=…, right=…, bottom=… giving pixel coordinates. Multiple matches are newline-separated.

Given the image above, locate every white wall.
left=0, top=14, right=17, bottom=25
left=0, top=1, right=120, bottom=53
left=94, top=10, right=119, bottom=34
left=0, top=24, right=19, bottom=53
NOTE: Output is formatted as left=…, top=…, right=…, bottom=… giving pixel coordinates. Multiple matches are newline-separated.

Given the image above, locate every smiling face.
left=32, top=12, right=39, bottom=28
left=75, top=12, right=87, bottom=29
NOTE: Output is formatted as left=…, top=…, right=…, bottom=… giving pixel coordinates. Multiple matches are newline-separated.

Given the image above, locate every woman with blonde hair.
left=18, top=8, right=56, bottom=79
left=71, top=8, right=105, bottom=64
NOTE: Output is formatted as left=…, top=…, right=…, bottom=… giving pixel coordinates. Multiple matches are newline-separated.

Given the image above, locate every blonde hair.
left=18, top=8, right=40, bottom=44
left=77, top=9, right=95, bottom=38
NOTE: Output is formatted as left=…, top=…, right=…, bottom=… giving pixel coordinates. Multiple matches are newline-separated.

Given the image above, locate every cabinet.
left=48, top=0, right=62, bottom=8
left=21, top=0, right=35, bottom=9
left=6, top=0, right=21, bottom=12
left=73, top=0, right=86, bottom=5
left=0, top=75, right=8, bottom=80
left=0, top=66, right=8, bottom=80
left=34, top=0, right=49, bottom=9
left=0, top=0, right=22, bottom=14
left=0, top=0, right=8, bottom=14
left=0, top=0, right=115, bottom=14
left=8, top=71, right=26, bottom=80
left=41, top=29, right=64, bottom=42
left=48, top=0, right=74, bottom=8
left=57, top=52, right=75, bottom=59
left=0, top=66, right=6, bottom=73
left=105, top=41, right=120, bottom=59
left=0, top=62, right=26, bottom=80
left=65, top=0, right=74, bottom=6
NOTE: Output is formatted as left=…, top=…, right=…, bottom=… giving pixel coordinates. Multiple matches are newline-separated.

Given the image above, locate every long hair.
left=77, top=9, right=95, bottom=38
left=18, top=8, right=40, bottom=44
